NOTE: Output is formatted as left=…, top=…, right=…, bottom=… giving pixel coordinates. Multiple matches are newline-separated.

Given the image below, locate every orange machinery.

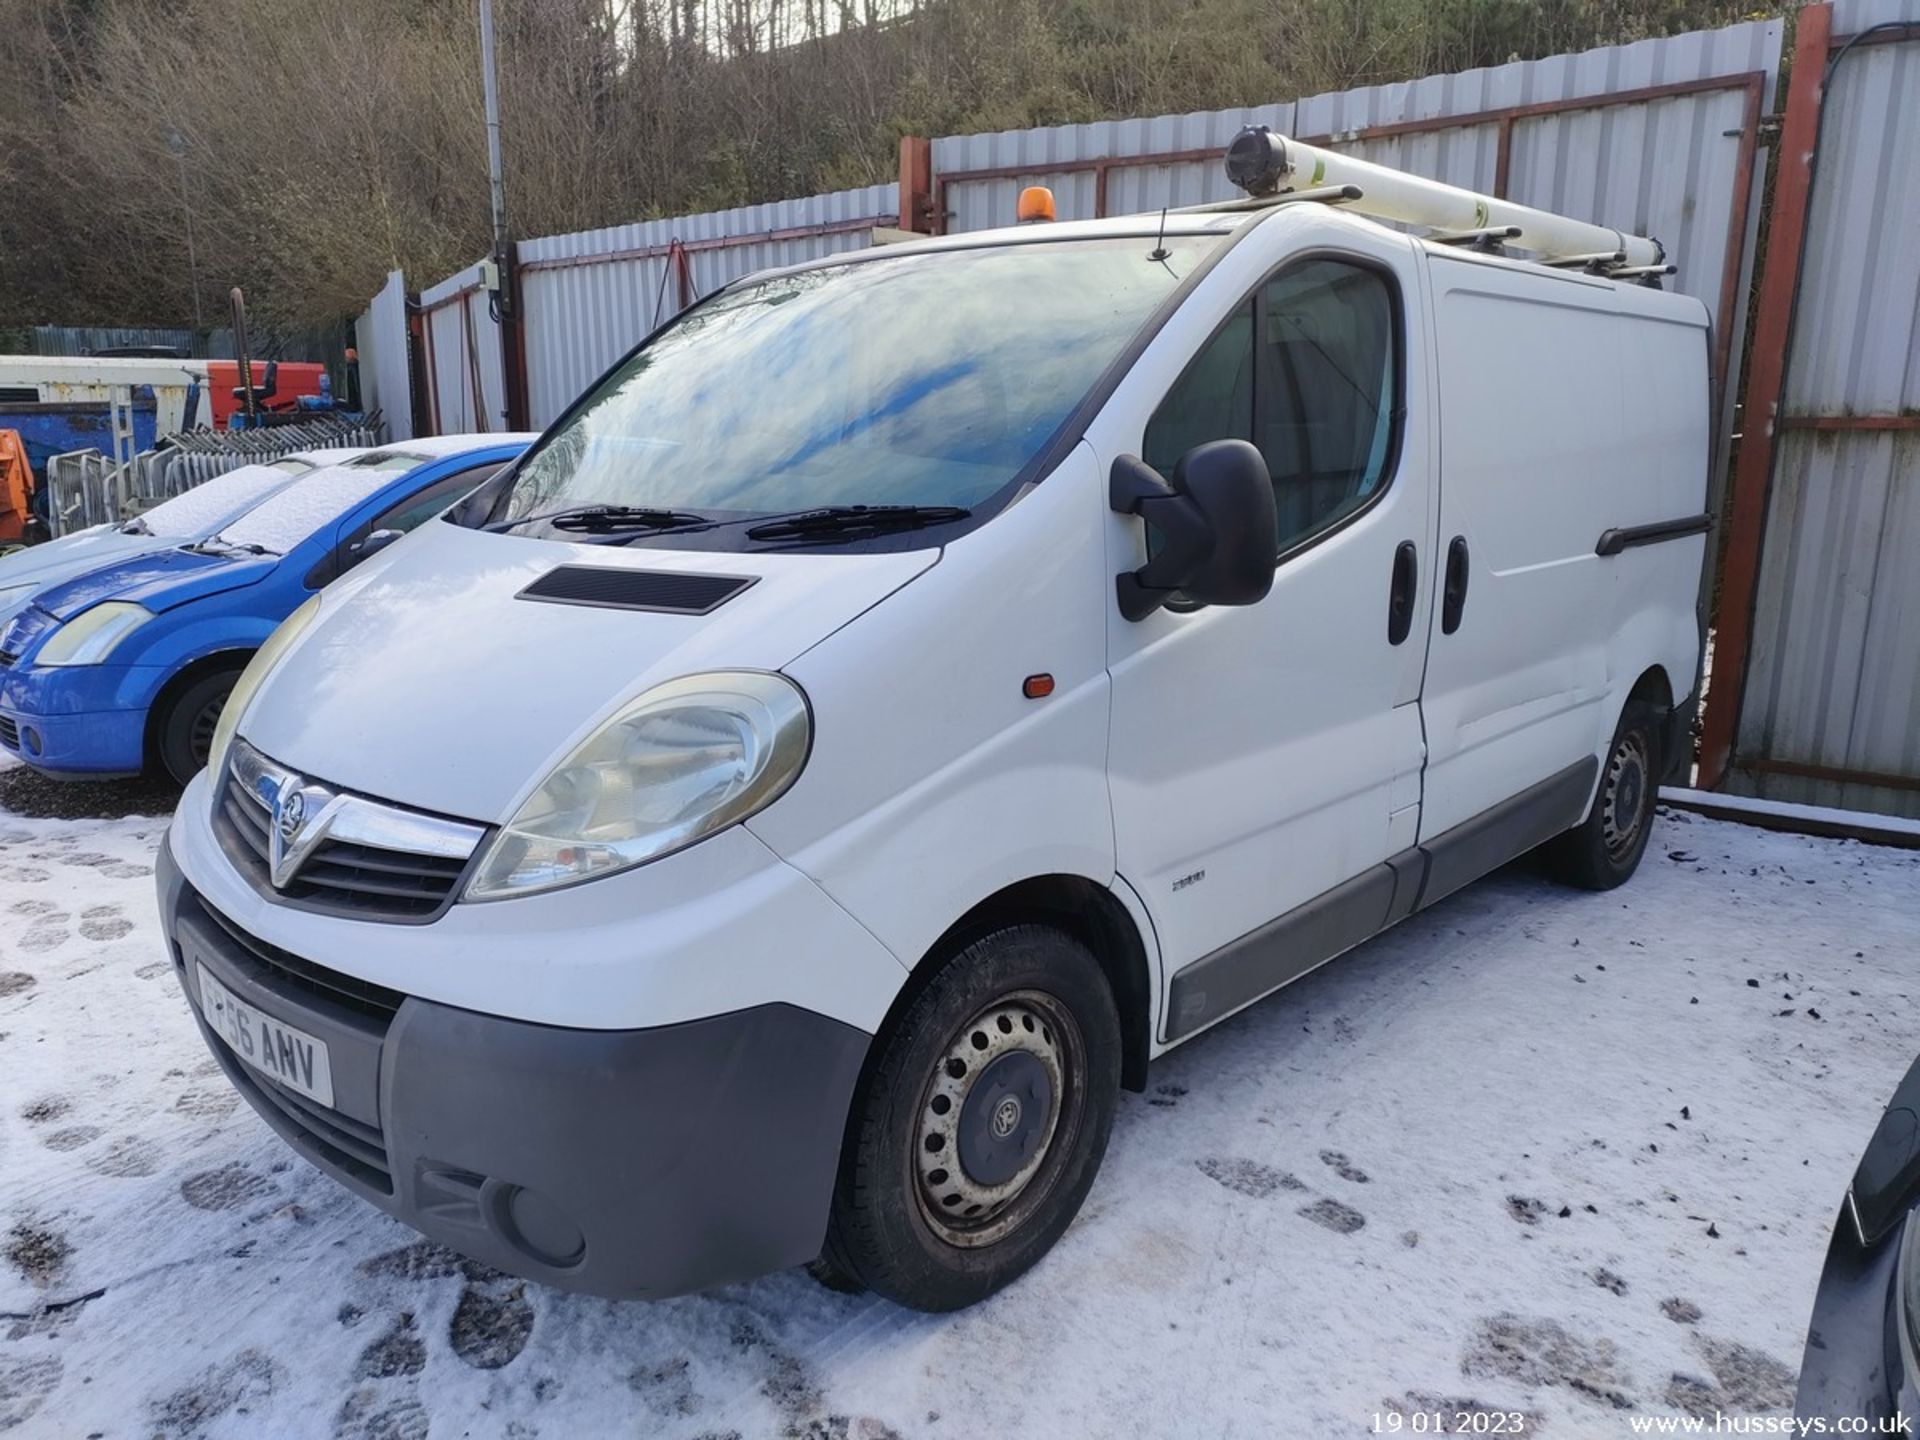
left=0, top=429, right=34, bottom=544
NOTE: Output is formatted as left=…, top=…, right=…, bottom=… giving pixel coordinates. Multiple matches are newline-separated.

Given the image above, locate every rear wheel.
left=819, top=924, right=1121, bottom=1312
left=1544, top=698, right=1663, bottom=890
left=154, top=668, right=241, bottom=786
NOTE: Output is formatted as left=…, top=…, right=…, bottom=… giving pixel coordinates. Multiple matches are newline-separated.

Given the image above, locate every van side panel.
left=1416, top=256, right=1689, bottom=842
left=750, top=444, right=1126, bottom=988
left=1604, top=285, right=1711, bottom=725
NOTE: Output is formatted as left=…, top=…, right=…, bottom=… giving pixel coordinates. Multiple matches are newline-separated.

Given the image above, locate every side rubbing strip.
left=1416, top=756, right=1598, bottom=909
left=518, top=567, right=757, bottom=615
left=1166, top=863, right=1396, bottom=1041
left=1595, top=514, right=1712, bottom=557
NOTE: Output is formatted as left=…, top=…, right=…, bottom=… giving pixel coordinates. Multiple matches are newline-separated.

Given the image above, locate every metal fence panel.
left=353, top=269, right=414, bottom=441
left=418, top=264, right=507, bottom=436
left=29, top=325, right=198, bottom=357
left=515, top=183, right=896, bottom=428
left=933, top=21, right=1779, bottom=369
left=1731, top=0, right=1920, bottom=818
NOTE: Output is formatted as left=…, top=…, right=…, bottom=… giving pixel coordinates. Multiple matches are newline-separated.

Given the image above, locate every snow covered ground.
left=2, top=755, right=1917, bottom=1439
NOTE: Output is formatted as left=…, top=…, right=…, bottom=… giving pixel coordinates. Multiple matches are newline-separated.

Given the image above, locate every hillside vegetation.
left=0, top=0, right=1785, bottom=331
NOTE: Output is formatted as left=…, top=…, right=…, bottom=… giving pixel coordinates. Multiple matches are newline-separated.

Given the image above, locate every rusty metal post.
left=501, top=242, right=532, bottom=432
left=898, top=136, right=934, bottom=233
left=1696, top=1, right=1832, bottom=791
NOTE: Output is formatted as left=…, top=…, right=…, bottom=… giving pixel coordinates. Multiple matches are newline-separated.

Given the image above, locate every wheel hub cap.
left=958, top=1050, right=1053, bottom=1186
left=914, top=993, right=1071, bottom=1244
left=1602, top=731, right=1651, bottom=861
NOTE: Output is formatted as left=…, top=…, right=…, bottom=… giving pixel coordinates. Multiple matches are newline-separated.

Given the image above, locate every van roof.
left=850, top=201, right=1688, bottom=303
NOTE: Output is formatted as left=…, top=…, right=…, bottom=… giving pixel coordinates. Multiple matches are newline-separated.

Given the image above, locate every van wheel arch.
left=882, top=876, right=1153, bottom=1095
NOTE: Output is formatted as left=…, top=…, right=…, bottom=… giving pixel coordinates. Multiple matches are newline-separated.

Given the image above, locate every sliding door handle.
left=1442, top=534, right=1470, bottom=635
left=1388, top=540, right=1417, bottom=645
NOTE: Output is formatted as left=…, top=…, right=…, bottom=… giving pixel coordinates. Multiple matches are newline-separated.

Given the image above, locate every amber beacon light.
left=1016, top=186, right=1056, bottom=223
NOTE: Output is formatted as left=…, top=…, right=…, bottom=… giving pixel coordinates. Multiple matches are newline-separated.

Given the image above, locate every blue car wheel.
left=155, top=666, right=243, bottom=785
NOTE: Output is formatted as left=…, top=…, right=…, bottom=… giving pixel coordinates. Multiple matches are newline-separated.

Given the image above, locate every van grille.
left=225, top=1055, right=394, bottom=1194
left=214, top=751, right=482, bottom=923
left=0, top=716, right=17, bottom=752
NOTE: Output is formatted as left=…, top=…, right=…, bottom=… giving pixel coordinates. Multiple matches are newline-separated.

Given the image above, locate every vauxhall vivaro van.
left=156, top=133, right=1711, bottom=1312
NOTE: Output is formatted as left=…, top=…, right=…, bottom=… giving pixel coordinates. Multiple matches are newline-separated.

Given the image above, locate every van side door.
left=1413, top=254, right=1626, bottom=900
left=1094, top=211, right=1438, bottom=1044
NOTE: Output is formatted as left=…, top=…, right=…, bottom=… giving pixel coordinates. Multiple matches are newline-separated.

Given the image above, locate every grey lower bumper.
left=157, top=833, right=871, bottom=1299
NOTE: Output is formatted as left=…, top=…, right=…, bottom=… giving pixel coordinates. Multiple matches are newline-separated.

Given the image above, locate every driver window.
left=1142, top=258, right=1400, bottom=555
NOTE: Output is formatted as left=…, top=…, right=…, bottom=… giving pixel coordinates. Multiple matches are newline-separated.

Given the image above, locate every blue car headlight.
left=35, top=603, right=155, bottom=667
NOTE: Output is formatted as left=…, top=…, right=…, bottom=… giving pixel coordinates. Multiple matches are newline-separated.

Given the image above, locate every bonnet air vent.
left=517, top=565, right=758, bottom=615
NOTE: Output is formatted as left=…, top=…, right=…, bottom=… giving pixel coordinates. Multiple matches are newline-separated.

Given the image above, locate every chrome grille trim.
left=215, top=739, right=487, bottom=922
left=229, top=742, right=485, bottom=862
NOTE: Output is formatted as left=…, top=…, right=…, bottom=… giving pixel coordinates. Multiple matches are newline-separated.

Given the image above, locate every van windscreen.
left=483, top=235, right=1218, bottom=541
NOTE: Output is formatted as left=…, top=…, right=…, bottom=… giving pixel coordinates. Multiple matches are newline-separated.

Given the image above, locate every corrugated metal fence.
left=405, top=183, right=898, bottom=436
left=516, top=184, right=897, bottom=428
left=417, top=262, right=509, bottom=436
left=1709, top=0, right=1920, bottom=818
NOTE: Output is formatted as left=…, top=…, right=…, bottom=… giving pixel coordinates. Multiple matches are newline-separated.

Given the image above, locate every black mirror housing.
left=1110, top=441, right=1276, bottom=620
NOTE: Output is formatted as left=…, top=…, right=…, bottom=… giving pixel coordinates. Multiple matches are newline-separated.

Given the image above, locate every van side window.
left=1142, top=304, right=1253, bottom=476
left=1258, top=259, right=1398, bottom=552
left=1142, top=258, right=1399, bottom=556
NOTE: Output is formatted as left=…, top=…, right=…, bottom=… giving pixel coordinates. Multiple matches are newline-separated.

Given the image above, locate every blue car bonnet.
left=26, top=547, right=276, bottom=622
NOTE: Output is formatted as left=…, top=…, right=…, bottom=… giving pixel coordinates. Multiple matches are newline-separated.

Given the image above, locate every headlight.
left=467, top=671, right=810, bottom=900
left=35, top=602, right=154, bottom=666
left=206, top=595, right=321, bottom=782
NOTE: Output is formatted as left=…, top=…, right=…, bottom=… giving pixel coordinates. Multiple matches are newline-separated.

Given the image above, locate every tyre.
left=154, top=668, right=242, bottom=785
left=819, top=924, right=1122, bottom=1312
left=1543, top=698, right=1663, bottom=891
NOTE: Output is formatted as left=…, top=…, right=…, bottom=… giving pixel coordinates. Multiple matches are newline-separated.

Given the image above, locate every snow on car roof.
left=137, top=464, right=299, bottom=540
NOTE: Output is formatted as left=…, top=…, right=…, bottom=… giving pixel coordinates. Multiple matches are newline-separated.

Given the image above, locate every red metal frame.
left=1695, top=3, right=1833, bottom=790
left=514, top=215, right=892, bottom=275
left=1777, top=414, right=1920, bottom=431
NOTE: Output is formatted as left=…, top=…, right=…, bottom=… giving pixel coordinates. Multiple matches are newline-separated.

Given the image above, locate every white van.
left=157, top=137, right=1710, bottom=1313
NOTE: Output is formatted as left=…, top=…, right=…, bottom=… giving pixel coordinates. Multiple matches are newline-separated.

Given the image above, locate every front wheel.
left=1543, top=698, right=1663, bottom=890
left=819, top=924, right=1122, bottom=1312
left=154, top=668, right=241, bottom=786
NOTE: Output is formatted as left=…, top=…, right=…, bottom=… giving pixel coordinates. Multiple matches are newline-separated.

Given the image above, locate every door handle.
left=1442, top=534, right=1470, bottom=635
left=1387, top=540, right=1417, bottom=645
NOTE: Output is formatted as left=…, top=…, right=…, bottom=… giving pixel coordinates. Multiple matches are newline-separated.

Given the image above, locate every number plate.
left=196, top=963, right=335, bottom=1108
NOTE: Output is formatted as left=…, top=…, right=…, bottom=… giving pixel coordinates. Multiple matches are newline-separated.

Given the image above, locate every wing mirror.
left=348, top=528, right=404, bottom=563
left=1110, top=441, right=1277, bottom=620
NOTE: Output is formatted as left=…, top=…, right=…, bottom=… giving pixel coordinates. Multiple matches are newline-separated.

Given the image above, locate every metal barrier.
left=43, top=413, right=386, bottom=537
left=44, top=450, right=121, bottom=536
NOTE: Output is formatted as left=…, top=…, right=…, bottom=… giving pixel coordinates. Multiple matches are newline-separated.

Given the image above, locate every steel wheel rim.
left=912, top=989, right=1083, bottom=1248
left=1601, top=730, right=1651, bottom=862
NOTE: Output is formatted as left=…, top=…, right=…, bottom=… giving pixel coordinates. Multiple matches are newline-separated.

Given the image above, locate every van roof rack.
left=1188, top=126, right=1668, bottom=281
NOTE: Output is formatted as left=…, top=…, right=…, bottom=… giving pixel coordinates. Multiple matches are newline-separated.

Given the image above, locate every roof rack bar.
left=1539, top=251, right=1629, bottom=269
left=1608, top=264, right=1678, bottom=280
left=1428, top=224, right=1524, bottom=248
left=1223, top=127, right=1664, bottom=269
left=1170, top=183, right=1363, bottom=216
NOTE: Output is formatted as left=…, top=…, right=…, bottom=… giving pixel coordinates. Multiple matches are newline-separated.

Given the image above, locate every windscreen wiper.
left=120, top=517, right=151, bottom=536
left=745, top=505, right=971, bottom=543
left=486, top=504, right=709, bottom=534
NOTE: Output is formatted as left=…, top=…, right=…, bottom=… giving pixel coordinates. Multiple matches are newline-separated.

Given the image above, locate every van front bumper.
left=157, top=833, right=872, bottom=1299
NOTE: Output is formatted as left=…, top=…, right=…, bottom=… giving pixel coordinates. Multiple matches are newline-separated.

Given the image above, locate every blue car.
left=0, top=434, right=531, bottom=783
